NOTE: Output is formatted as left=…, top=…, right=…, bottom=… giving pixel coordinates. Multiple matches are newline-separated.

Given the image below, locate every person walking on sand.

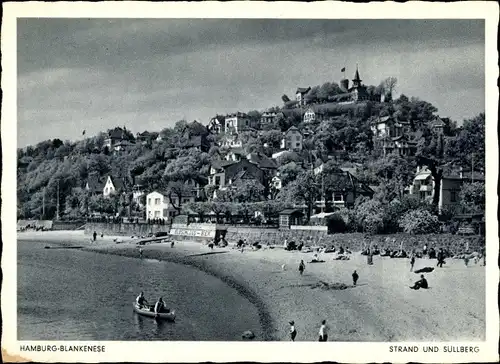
left=352, top=270, right=359, bottom=286
left=93, top=231, right=97, bottom=242
left=289, top=321, right=297, bottom=341
left=410, top=254, right=416, bottom=272
left=139, top=247, right=143, bottom=259
left=298, top=260, right=305, bottom=275
left=437, top=248, right=445, bottom=268
left=318, top=320, right=328, bottom=342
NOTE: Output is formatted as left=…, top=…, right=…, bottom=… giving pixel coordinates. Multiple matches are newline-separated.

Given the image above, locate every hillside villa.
left=280, top=126, right=303, bottom=151
left=408, top=167, right=485, bottom=212
left=146, top=189, right=197, bottom=220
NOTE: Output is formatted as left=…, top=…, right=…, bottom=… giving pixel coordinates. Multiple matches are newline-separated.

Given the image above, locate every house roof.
left=431, top=117, right=446, bottom=127
left=296, top=87, right=311, bottom=94
left=286, top=126, right=300, bottom=133
left=280, top=208, right=304, bottom=215
left=108, top=175, right=126, bottom=191
left=108, top=127, right=128, bottom=140
left=211, top=159, right=236, bottom=170
left=247, top=152, right=277, bottom=169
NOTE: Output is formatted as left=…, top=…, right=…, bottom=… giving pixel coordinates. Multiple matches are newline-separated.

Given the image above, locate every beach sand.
left=17, top=230, right=485, bottom=341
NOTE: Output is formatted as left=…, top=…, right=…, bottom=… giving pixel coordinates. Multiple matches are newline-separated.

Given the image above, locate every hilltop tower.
left=349, top=65, right=368, bottom=102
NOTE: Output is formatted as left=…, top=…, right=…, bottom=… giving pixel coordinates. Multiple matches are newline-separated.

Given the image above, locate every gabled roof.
left=108, top=175, right=126, bottom=191
left=247, top=152, right=277, bottom=169
left=280, top=208, right=304, bottom=215
left=431, top=117, right=446, bottom=127
left=296, top=87, right=311, bottom=94
left=211, top=159, right=236, bottom=171
left=286, top=126, right=300, bottom=133
left=108, top=127, right=128, bottom=140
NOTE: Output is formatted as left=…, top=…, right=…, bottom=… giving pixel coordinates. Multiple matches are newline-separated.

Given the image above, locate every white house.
left=102, top=175, right=125, bottom=197
left=146, top=190, right=196, bottom=221
left=303, top=107, right=316, bottom=123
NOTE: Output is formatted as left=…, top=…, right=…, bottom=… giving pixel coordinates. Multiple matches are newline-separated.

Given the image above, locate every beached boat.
left=133, top=303, right=176, bottom=321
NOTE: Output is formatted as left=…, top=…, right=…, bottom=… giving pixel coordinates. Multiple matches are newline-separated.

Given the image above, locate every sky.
left=17, top=19, right=485, bottom=147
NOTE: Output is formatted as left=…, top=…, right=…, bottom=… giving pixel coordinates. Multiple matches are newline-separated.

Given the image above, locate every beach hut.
left=279, top=209, right=304, bottom=228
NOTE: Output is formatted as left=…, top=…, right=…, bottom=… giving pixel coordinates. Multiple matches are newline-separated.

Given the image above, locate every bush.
left=398, top=209, right=440, bottom=234
left=326, top=214, right=347, bottom=233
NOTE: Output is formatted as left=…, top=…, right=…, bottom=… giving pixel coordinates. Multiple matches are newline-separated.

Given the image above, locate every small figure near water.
left=135, top=291, right=148, bottom=309
left=352, top=270, right=359, bottom=286
left=289, top=321, right=297, bottom=341
left=410, top=274, right=428, bottom=290
left=101, top=232, right=104, bottom=238
left=93, top=231, right=97, bottom=242
left=139, top=247, right=143, bottom=259
left=171, top=241, right=175, bottom=248
left=298, top=260, right=305, bottom=275
left=410, top=254, right=416, bottom=272
left=318, top=320, right=328, bottom=342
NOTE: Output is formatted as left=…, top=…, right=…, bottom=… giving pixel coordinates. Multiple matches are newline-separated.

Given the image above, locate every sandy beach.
left=17, top=230, right=485, bottom=341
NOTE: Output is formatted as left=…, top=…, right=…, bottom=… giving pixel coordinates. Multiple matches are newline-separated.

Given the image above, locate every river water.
left=17, top=240, right=262, bottom=341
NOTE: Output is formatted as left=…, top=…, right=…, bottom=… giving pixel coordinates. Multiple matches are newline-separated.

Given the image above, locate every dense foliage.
left=17, top=84, right=485, bottom=235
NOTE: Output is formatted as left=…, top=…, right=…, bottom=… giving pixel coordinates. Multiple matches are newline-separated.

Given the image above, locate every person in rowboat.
left=136, top=291, right=149, bottom=309
left=154, top=297, right=165, bottom=314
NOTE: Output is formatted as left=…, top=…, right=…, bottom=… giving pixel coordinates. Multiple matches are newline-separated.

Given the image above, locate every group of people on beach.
left=288, top=320, right=328, bottom=342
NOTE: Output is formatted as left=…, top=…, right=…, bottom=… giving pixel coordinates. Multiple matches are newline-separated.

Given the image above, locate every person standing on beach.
left=289, top=321, right=297, bottom=341
left=139, top=247, right=143, bottom=259
left=423, top=244, right=428, bottom=257
left=318, top=320, right=328, bottom=342
left=298, top=260, right=305, bottom=275
left=410, top=254, right=416, bottom=272
left=436, top=248, right=445, bottom=268
left=352, top=270, right=359, bottom=286
left=93, top=231, right=97, bottom=242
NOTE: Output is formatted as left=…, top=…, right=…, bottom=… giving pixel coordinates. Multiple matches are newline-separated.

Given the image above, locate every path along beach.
left=17, top=230, right=485, bottom=341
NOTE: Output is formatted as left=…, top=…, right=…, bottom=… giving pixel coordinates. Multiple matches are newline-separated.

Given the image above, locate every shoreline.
left=83, top=243, right=276, bottom=341
left=17, top=231, right=486, bottom=342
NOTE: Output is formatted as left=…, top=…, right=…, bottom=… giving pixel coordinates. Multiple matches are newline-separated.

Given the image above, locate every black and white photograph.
left=2, top=1, right=498, bottom=363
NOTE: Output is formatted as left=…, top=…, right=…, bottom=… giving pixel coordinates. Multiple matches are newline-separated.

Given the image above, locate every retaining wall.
left=85, top=222, right=170, bottom=236
left=52, top=221, right=86, bottom=231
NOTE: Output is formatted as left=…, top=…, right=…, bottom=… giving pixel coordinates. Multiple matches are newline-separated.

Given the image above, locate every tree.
left=231, top=180, right=266, bottom=203
left=459, top=181, right=485, bottom=214
left=446, top=113, right=485, bottom=173
left=278, top=170, right=319, bottom=221
left=354, top=198, right=385, bottom=234
left=415, top=131, right=448, bottom=206
left=382, top=77, right=397, bottom=100
left=278, top=162, right=304, bottom=187
left=398, top=208, right=440, bottom=234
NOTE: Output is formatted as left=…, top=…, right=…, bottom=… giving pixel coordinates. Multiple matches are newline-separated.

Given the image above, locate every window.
left=183, top=198, right=190, bottom=203
left=163, top=196, right=168, bottom=204
left=450, top=191, right=457, bottom=203
left=334, top=193, right=343, bottom=202
left=154, top=198, right=160, bottom=205
left=105, top=187, right=108, bottom=193
left=296, top=142, right=301, bottom=148
left=163, top=209, right=168, bottom=217
left=148, top=198, right=151, bottom=205
left=154, top=211, right=160, bottom=217
left=215, top=176, right=221, bottom=186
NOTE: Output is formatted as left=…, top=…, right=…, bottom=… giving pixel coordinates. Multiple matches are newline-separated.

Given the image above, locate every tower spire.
left=352, top=64, right=362, bottom=87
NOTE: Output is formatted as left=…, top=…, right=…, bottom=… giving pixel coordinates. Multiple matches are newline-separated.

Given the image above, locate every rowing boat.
left=133, top=303, right=176, bottom=321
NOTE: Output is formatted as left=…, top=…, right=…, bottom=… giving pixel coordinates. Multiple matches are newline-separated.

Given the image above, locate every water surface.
left=18, top=241, right=262, bottom=340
